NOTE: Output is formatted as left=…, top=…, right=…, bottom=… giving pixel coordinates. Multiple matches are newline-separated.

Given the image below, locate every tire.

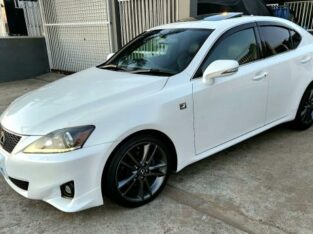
left=103, top=134, right=170, bottom=207
left=291, top=84, right=313, bottom=130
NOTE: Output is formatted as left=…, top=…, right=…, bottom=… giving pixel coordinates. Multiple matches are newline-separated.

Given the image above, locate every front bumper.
left=0, top=142, right=113, bottom=212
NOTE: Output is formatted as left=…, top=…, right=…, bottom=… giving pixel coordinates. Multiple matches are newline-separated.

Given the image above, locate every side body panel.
left=192, top=61, right=268, bottom=154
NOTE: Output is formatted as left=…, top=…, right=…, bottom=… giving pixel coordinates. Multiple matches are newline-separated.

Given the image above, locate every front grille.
left=0, top=127, right=21, bottom=153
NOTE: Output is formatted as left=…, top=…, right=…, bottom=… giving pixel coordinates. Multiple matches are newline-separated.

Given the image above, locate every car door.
left=257, top=24, right=297, bottom=123
left=192, top=24, right=269, bottom=154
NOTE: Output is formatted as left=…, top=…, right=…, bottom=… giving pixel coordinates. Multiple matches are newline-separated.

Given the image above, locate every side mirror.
left=106, top=53, right=115, bottom=61
left=202, top=60, right=239, bottom=85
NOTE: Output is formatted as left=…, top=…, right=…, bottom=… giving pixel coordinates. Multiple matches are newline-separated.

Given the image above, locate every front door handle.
left=301, top=56, right=312, bottom=64
left=253, top=72, right=268, bottom=81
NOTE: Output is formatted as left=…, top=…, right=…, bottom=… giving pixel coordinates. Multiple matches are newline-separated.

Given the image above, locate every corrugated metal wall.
left=39, top=0, right=113, bottom=72
left=118, top=0, right=179, bottom=45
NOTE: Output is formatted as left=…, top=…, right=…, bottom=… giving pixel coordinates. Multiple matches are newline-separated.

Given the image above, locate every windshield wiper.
left=130, top=69, right=175, bottom=76
left=98, top=64, right=127, bottom=72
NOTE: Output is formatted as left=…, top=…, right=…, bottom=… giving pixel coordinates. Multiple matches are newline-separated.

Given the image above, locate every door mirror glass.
left=106, top=53, right=115, bottom=61
left=202, top=60, right=239, bottom=85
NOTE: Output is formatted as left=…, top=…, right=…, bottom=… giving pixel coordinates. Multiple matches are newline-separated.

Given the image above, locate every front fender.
left=86, top=82, right=195, bottom=172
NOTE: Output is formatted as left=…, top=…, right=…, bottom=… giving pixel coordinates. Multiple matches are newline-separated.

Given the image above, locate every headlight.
left=23, top=126, right=95, bottom=154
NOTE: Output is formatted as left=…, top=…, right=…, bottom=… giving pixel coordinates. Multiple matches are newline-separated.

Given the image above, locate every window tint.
left=290, top=30, right=302, bottom=49
left=104, top=29, right=212, bottom=76
left=199, top=28, right=260, bottom=75
left=260, top=26, right=292, bottom=57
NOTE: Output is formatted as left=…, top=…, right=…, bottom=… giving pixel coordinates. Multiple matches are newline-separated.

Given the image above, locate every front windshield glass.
left=99, top=29, right=213, bottom=76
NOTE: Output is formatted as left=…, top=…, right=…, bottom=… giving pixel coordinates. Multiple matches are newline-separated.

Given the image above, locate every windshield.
left=99, top=29, right=213, bottom=76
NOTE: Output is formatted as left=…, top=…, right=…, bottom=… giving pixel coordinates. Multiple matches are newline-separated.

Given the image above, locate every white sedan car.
left=1, top=14, right=313, bottom=212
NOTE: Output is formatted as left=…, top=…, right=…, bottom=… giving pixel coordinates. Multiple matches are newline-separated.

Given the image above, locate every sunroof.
left=179, top=12, right=244, bottom=22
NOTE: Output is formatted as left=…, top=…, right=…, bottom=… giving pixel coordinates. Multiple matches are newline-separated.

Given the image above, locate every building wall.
left=0, top=37, right=50, bottom=83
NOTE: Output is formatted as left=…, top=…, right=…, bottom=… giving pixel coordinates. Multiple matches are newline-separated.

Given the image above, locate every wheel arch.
left=102, top=129, right=178, bottom=181
left=295, top=80, right=313, bottom=113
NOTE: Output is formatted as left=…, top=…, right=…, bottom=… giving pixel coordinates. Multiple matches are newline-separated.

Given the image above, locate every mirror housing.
left=202, top=60, right=239, bottom=85
left=106, top=53, right=114, bottom=61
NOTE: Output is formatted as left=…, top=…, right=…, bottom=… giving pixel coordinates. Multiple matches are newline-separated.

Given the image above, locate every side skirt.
left=177, top=115, right=293, bottom=172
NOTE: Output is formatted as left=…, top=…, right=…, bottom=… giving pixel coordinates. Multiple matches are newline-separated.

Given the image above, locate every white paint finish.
left=264, top=53, right=294, bottom=123
left=0, top=142, right=112, bottom=212
left=193, top=60, right=268, bottom=154
left=1, top=68, right=168, bottom=137
left=0, top=16, right=313, bottom=212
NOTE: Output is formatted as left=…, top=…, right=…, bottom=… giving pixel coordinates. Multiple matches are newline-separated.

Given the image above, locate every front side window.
left=198, top=28, right=260, bottom=76
left=260, top=26, right=292, bottom=57
left=100, top=29, right=212, bottom=76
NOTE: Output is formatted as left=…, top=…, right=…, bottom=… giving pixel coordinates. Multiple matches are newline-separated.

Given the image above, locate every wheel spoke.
left=308, top=90, right=313, bottom=101
left=301, top=106, right=312, bottom=123
left=301, top=108, right=307, bottom=118
left=121, top=161, right=136, bottom=171
left=118, top=174, right=136, bottom=189
left=138, top=180, right=144, bottom=200
left=301, top=109, right=308, bottom=121
left=122, top=179, right=137, bottom=196
left=147, top=145, right=158, bottom=166
left=144, top=178, right=152, bottom=196
left=127, top=152, right=141, bottom=167
left=141, top=144, right=151, bottom=164
left=302, top=107, right=313, bottom=123
left=149, top=163, right=167, bottom=171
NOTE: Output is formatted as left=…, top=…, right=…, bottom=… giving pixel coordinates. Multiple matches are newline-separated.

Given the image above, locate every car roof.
left=151, top=14, right=295, bottom=31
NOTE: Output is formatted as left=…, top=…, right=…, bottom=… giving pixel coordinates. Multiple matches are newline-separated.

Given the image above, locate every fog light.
left=60, top=181, right=75, bottom=199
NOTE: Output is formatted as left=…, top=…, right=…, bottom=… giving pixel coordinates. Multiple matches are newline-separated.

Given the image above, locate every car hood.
left=0, top=67, right=168, bottom=135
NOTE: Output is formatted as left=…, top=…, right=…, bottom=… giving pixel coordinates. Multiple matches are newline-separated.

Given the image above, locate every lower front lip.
left=0, top=142, right=113, bottom=212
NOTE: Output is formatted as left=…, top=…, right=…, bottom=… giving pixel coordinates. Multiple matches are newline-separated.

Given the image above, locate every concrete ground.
left=1, top=73, right=313, bottom=234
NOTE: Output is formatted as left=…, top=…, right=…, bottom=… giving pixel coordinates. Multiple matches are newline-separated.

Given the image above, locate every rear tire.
left=103, top=134, right=170, bottom=207
left=291, top=84, right=313, bottom=130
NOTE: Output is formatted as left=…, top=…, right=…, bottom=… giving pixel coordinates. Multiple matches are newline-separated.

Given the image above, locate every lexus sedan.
left=1, top=13, right=313, bottom=212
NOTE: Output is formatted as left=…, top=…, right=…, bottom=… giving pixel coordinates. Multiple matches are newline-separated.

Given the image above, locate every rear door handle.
left=301, top=56, right=312, bottom=64
left=253, top=72, right=268, bottom=81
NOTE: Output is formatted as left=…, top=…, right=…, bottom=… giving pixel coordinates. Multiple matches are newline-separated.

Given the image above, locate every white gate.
left=286, top=1, right=313, bottom=32
left=39, top=0, right=113, bottom=72
left=269, top=1, right=313, bottom=32
left=118, top=0, right=179, bottom=45
left=18, top=0, right=43, bottom=37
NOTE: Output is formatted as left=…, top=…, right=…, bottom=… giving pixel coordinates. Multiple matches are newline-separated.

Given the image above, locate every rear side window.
left=199, top=28, right=260, bottom=76
left=260, top=26, right=292, bottom=57
left=290, top=30, right=302, bottom=49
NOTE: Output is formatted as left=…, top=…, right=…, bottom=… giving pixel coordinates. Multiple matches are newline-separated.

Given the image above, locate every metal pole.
left=38, top=0, right=52, bottom=71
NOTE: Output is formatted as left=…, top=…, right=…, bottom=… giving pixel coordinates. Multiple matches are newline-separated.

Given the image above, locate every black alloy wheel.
left=103, top=134, right=170, bottom=207
left=292, top=85, right=313, bottom=130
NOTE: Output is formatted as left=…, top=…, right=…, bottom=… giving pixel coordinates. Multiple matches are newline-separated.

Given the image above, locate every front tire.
left=103, top=134, right=170, bottom=207
left=291, top=84, right=313, bottom=130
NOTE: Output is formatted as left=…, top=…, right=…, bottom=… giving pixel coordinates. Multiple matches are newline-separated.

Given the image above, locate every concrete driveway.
left=1, top=73, right=313, bottom=234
